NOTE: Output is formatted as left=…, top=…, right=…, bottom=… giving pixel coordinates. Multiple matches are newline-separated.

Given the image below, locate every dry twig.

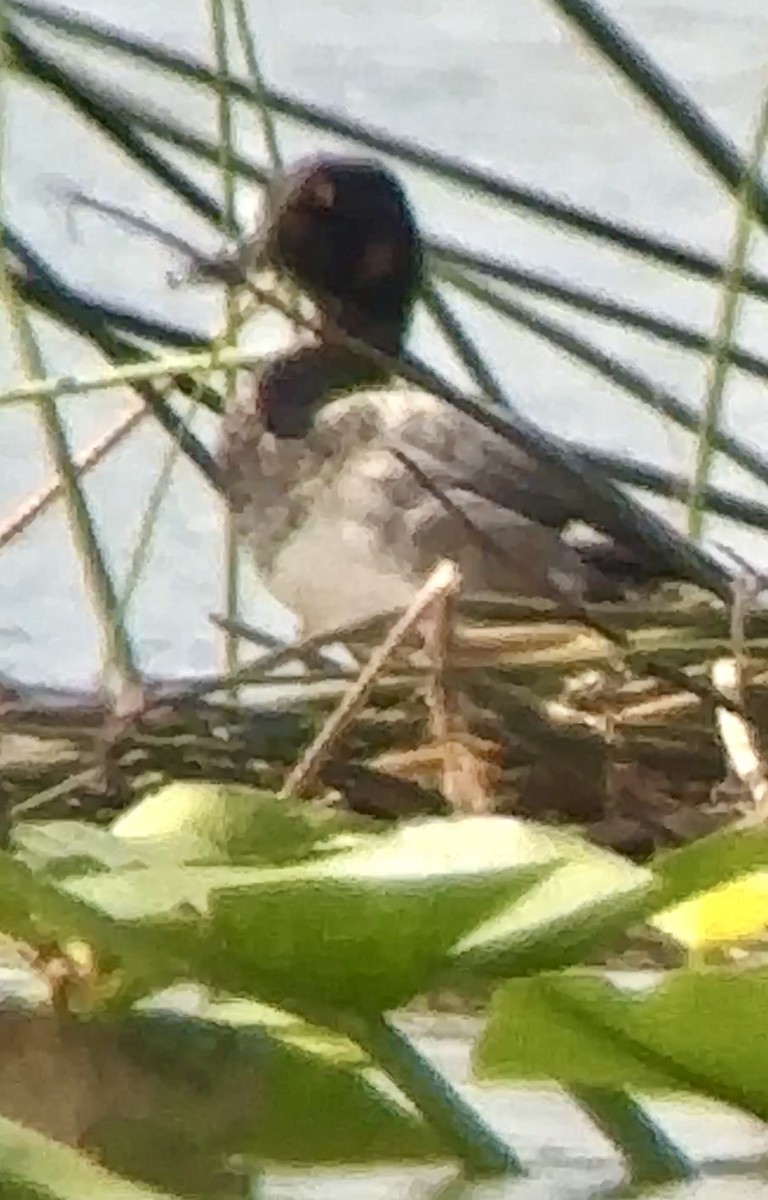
left=280, top=560, right=461, bottom=798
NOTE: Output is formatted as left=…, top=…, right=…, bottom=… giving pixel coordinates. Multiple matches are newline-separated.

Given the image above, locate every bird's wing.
left=266, top=389, right=589, bottom=617
left=342, top=387, right=584, bottom=531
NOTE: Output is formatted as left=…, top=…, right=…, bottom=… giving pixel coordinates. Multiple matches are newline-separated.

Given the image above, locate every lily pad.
left=651, top=872, right=768, bottom=950
left=112, top=782, right=339, bottom=865
left=88, top=1004, right=444, bottom=1178
left=452, top=830, right=650, bottom=977
left=64, top=818, right=560, bottom=1011
left=457, top=826, right=768, bottom=978
left=0, top=1114, right=176, bottom=1199
left=476, top=969, right=768, bottom=1123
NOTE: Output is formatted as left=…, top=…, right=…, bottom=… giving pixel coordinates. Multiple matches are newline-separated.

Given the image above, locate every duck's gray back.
left=220, top=384, right=590, bottom=632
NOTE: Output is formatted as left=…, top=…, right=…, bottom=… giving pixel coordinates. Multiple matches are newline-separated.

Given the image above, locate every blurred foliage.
left=0, top=784, right=764, bottom=1190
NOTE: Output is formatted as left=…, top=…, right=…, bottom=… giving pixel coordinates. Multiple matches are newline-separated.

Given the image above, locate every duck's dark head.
left=260, top=155, right=423, bottom=352
left=231, top=158, right=422, bottom=441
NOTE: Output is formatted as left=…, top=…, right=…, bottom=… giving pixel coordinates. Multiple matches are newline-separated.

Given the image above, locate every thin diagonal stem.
left=13, top=0, right=768, bottom=291
left=116, top=395, right=197, bottom=620
left=347, top=1014, right=522, bottom=1177
left=570, top=1086, right=694, bottom=1185
left=0, top=400, right=145, bottom=552
left=231, top=0, right=283, bottom=173
left=0, top=21, right=139, bottom=688
left=545, top=0, right=768, bottom=229
left=440, top=266, right=768, bottom=501
left=688, top=85, right=768, bottom=541
left=210, top=0, right=242, bottom=679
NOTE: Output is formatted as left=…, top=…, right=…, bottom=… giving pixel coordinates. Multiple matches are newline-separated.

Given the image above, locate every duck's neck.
left=321, top=300, right=406, bottom=358
left=258, top=309, right=407, bottom=438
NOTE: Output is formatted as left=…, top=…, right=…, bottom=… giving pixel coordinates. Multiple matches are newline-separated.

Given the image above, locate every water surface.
left=2, top=0, right=768, bottom=684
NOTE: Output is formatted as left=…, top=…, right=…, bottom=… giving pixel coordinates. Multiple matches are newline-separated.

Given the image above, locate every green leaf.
left=652, top=827, right=768, bottom=910
left=0, top=1114, right=177, bottom=1199
left=455, top=826, right=768, bottom=978
left=451, top=832, right=650, bottom=977
left=111, top=781, right=342, bottom=864
left=476, top=969, right=768, bottom=1124
left=63, top=862, right=269, bottom=919
left=637, top=828, right=768, bottom=955
left=12, top=787, right=347, bottom=882
left=650, top=872, right=768, bottom=950
left=64, top=818, right=559, bottom=1011
left=12, top=820, right=174, bottom=877
left=0, top=847, right=121, bottom=946
left=204, top=817, right=561, bottom=1010
left=0, top=989, right=442, bottom=1185
left=317, top=815, right=561, bottom=878
left=476, top=975, right=677, bottom=1089
left=86, top=1004, right=443, bottom=1177
left=0, top=849, right=197, bottom=1002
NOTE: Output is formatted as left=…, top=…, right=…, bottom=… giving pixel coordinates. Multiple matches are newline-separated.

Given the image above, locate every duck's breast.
left=217, top=384, right=404, bottom=579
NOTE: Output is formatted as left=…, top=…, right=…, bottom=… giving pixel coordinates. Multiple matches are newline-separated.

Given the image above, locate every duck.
left=218, top=155, right=668, bottom=636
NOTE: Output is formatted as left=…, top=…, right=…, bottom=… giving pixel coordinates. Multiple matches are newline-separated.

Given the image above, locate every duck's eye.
left=359, top=239, right=399, bottom=281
